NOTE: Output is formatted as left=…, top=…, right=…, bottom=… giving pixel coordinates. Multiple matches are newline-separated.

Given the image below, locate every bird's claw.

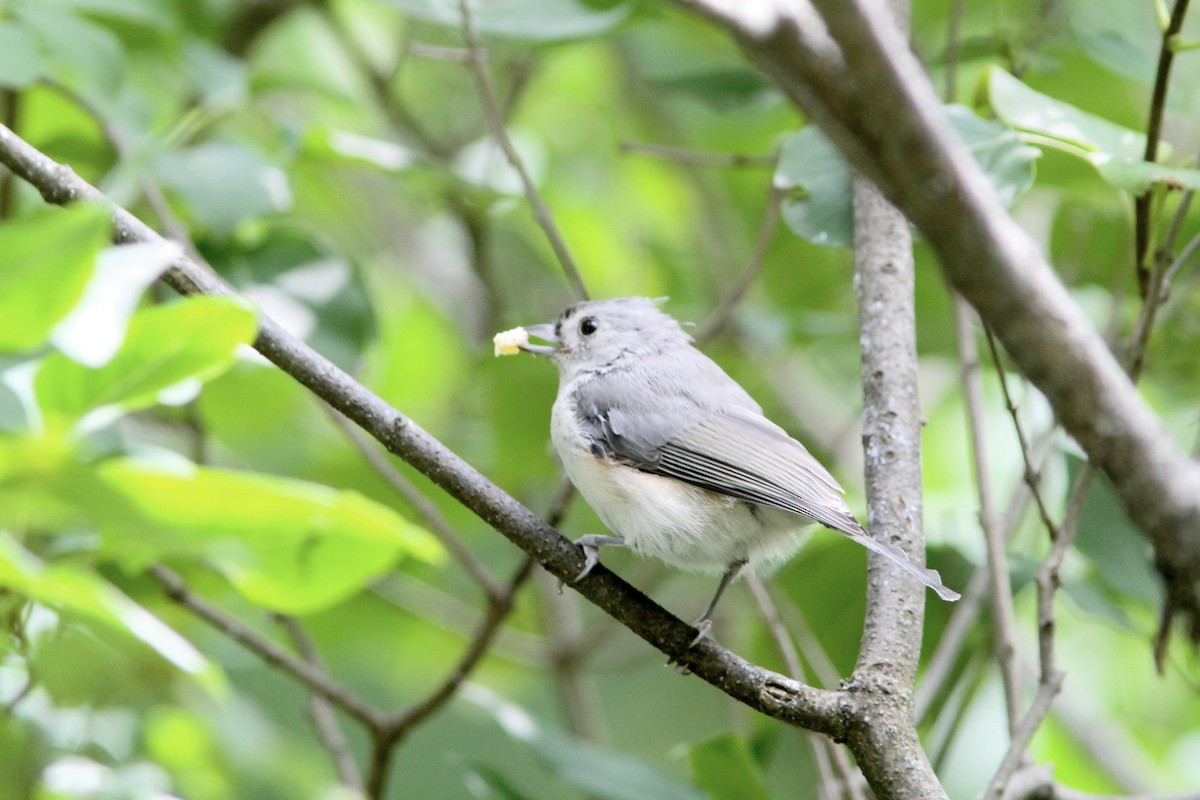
left=573, top=543, right=601, bottom=583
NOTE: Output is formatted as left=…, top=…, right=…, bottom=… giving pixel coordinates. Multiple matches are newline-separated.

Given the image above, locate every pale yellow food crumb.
left=493, top=327, right=528, bottom=357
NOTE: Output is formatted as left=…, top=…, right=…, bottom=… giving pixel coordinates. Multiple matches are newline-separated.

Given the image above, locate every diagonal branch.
left=0, top=122, right=846, bottom=737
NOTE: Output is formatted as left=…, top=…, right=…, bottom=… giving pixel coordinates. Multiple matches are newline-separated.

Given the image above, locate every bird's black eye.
left=579, top=316, right=599, bottom=336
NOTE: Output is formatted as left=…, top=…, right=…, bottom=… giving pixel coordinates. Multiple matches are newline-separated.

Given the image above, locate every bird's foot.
left=570, top=534, right=626, bottom=583
left=689, top=617, right=713, bottom=647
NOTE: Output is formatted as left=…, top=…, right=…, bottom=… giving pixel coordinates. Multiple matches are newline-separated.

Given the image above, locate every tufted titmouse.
left=514, top=297, right=959, bottom=639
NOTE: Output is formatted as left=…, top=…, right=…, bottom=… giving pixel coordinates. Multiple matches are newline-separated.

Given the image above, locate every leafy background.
left=2, top=0, right=1199, bottom=798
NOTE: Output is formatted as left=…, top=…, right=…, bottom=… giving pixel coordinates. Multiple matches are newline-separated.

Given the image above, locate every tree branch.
left=668, top=0, right=1200, bottom=654
left=277, top=615, right=364, bottom=790
left=953, top=299, right=1022, bottom=733
left=455, top=0, right=589, bottom=301
left=148, top=565, right=384, bottom=730
left=0, top=122, right=848, bottom=738
left=839, top=3, right=949, bottom=796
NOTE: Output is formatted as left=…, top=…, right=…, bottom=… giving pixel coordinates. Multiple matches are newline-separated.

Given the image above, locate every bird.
left=506, top=297, right=959, bottom=640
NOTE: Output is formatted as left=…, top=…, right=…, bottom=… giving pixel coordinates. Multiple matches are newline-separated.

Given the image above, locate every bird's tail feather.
left=842, top=527, right=961, bottom=602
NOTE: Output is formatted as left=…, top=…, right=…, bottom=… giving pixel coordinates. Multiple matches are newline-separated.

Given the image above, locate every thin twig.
left=953, top=296, right=1022, bottom=733
left=915, top=418, right=1056, bottom=718
left=941, top=0, right=966, bottom=100
left=277, top=615, right=364, bottom=790
left=455, top=0, right=589, bottom=301
left=535, top=568, right=603, bottom=741
left=1159, top=230, right=1200, bottom=291
left=148, top=564, right=383, bottom=729
left=746, top=573, right=803, bottom=678
left=370, top=572, right=543, bottom=665
left=618, top=141, right=776, bottom=169
left=747, top=574, right=867, bottom=800
left=984, top=674, right=1065, bottom=799
left=984, top=430, right=1092, bottom=798
left=1134, top=0, right=1193, bottom=292
left=364, top=557, right=534, bottom=796
left=984, top=329, right=1062, bottom=543
left=913, top=429, right=1051, bottom=723
left=328, top=408, right=505, bottom=599
left=980, top=328, right=1069, bottom=796
left=315, top=0, right=451, bottom=159
left=696, top=183, right=785, bottom=343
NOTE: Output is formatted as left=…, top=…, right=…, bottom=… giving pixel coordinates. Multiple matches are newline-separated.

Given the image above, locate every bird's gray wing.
left=579, top=378, right=958, bottom=601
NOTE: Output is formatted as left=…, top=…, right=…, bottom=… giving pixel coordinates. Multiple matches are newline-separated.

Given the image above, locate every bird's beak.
left=519, top=323, right=559, bottom=356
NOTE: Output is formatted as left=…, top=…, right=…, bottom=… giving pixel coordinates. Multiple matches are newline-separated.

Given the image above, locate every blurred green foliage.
left=1, top=0, right=1199, bottom=798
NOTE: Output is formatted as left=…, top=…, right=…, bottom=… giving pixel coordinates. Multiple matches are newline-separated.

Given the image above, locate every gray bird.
left=516, top=297, right=959, bottom=639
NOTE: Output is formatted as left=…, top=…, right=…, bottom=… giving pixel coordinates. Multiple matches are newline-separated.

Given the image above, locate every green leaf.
left=183, top=39, right=249, bottom=109
left=988, top=67, right=1146, bottom=159
left=459, top=761, right=536, bottom=799
left=152, top=141, right=292, bottom=235
left=650, top=69, right=773, bottom=110
left=1069, top=456, right=1160, bottom=605
left=0, top=21, right=45, bottom=88
left=0, top=533, right=222, bottom=690
left=689, top=733, right=772, bottom=800
left=302, top=125, right=417, bottom=172
left=987, top=67, right=1200, bottom=193
left=382, top=0, right=630, bottom=42
left=54, top=0, right=176, bottom=29
left=0, top=204, right=110, bottom=353
left=95, top=459, right=443, bottom=614
left=776, top=105, right=1036, bottom=248
left=49, top=241, right=181, bottom=368
left=18, top=5, right=125, bottom=96
left=775, top=126, right=853, bottom=248
left=1066, top=0, right=1157, bottom=83
left=1061, top=579, right=1135, bottom=630
left=945, top=104, right=1040, bottom=207
left=36, top=296, right=258, bottom=426
left=1092, top=158, right=1200, bottom=194
left=465, top=685, right=705, bottom=800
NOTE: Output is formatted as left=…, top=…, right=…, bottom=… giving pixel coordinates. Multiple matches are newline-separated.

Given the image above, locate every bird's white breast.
left=550, top=385, right=808, bottom=574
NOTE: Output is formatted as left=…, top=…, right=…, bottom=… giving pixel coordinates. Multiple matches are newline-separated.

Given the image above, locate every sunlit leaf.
left=0, top=534, right=222, bottom=690
left=50, top=240, right=181, bottom=368
left=303, top=125, right=417, bottom=172
left=988, top=67, right=1146, bottom=158
left=36, top=296, right=257, bottom=426
left=0, top=204, right=109, bottom=353
left=95, top=459, right=443, bottom=614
